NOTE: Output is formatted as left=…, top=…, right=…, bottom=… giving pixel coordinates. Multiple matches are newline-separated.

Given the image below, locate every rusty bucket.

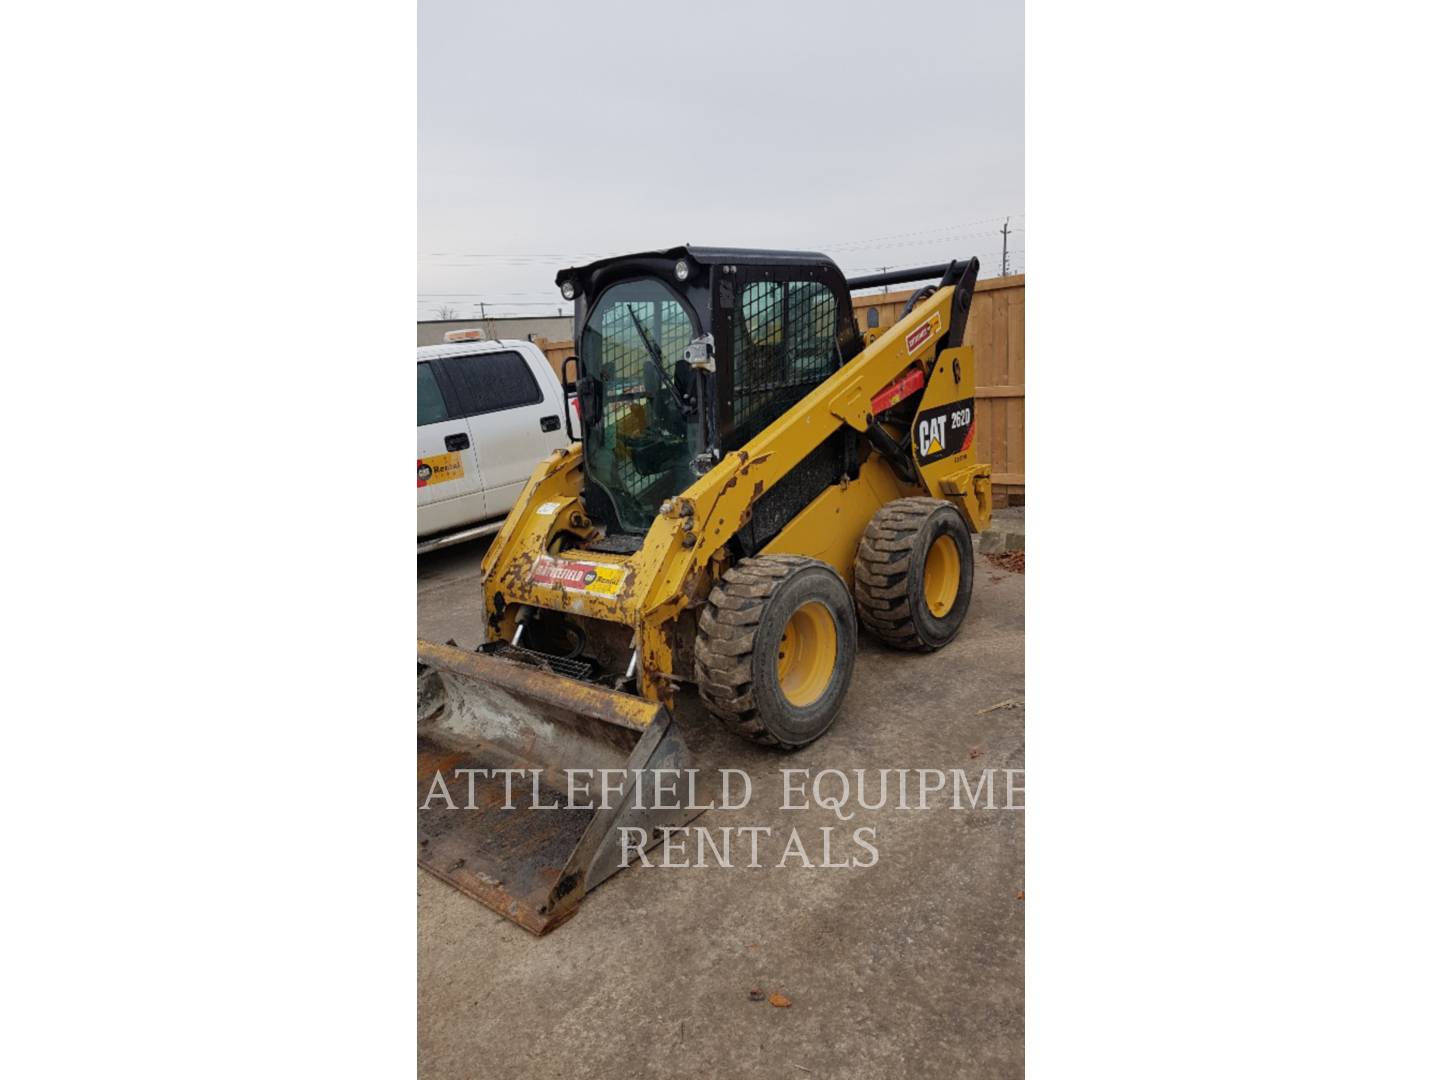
left=417, top=640, right=698, bottom=934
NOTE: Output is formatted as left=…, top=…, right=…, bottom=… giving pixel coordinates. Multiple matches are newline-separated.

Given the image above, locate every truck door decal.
left=418, top=451, right=464, bottom=488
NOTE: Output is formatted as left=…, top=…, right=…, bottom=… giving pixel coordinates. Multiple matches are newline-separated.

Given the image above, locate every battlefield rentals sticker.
left=530, top=555, right=628, bottom=597
left=904, top=312, right=942, bottom=355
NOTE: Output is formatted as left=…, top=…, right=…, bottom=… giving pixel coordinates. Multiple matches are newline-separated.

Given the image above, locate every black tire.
left=853, top=497, right=974, bottom=651
left=694, top=555, right=857, bottom=749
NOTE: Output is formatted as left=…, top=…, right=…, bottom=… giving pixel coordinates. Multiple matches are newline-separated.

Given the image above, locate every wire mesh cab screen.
left=728, top=274, right=841, bottom=448
left=724, top=269, right=848, bottom=554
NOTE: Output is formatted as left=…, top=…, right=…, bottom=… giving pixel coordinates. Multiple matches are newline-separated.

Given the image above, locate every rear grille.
left=480, top=641, right=596, bottom=682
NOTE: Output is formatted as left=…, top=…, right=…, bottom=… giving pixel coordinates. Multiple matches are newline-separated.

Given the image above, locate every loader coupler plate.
left=417, top=640, right=699, bottom=935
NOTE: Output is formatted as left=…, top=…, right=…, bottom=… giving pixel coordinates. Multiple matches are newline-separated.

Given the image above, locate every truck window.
left=443, top=351, right=544, bottom=416
left=417, top=362, right=449, bottom=426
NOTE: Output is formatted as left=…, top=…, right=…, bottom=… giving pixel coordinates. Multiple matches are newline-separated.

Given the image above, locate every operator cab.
left=557, top=246, right=863, bottom=551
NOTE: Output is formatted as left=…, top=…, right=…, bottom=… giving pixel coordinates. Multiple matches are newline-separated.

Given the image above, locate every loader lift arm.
left=629, top=257, right=987, bottom=625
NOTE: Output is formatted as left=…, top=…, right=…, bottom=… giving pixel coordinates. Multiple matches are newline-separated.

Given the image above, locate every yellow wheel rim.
left=923, top=534, right=962, bottom=618
left=776, top=601, right=838, bottom=707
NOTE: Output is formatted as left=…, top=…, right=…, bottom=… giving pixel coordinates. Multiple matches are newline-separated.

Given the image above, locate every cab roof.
left=556, top=245, right=839, bottom=287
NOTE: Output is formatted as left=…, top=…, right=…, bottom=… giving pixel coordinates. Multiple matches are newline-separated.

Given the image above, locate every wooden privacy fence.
left=535, top=338, right=575, bottom=379
left=534, top=274, right=1024, bottom=505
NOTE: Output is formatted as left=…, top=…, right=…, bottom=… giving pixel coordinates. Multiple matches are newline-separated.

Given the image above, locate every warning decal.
left=530, top=555, right=628, bottom=597
left=911, top=398, right=976, bottom=466
left=418, top=452, right=464, bottom=488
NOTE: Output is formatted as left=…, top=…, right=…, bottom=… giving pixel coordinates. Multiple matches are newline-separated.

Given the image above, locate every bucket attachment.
left=417, top=639, right=699, bottom=934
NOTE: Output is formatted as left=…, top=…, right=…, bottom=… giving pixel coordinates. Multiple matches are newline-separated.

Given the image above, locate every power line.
left=826, top=231, right=1022, bottom=255
left=814, top=213, right=1022, bottom=250
left=826, top=227, right=1022, bottom=253
left=421, top=250, right=1026, bottom=304
left=421, top=251, right=605, bottom=260
left=415, top=300, right=572, bottom=307
left=420, top=217, right=1024, bottom=262
left=418, top=222, right=1027, bottom=310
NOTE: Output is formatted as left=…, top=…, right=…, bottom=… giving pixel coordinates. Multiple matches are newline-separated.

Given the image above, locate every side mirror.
left=683, top=333, right=716, bottom=372
left=576, top=375, right=602, bottom=430
left=561, top=356, right=581, bottom=441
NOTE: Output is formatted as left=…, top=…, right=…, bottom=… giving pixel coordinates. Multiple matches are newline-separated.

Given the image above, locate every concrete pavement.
left=418, top=538, right=1025, bottom=1079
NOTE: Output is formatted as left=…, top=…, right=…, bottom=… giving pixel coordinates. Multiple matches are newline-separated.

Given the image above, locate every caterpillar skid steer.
left=418, top=246, right=992, bottom=932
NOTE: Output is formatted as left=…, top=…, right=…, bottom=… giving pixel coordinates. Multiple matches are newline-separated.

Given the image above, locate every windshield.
left=581, top=278, right=699, bottom=534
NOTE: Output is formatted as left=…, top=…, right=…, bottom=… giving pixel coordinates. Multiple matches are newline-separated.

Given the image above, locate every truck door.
left=438, top=349, right=560, bottom=518
left=417, top=359, right=486, bottom=534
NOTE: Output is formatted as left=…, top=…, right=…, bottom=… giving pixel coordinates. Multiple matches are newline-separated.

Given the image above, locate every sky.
left=419, top=0, right=1023, bottom=320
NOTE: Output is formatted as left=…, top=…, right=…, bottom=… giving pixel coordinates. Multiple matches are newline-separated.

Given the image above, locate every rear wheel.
left=695, top=555, right=857, bottom=748
left=854, top=497, right=974, bottom=651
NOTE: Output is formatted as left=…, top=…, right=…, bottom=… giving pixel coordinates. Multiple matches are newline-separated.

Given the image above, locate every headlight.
left=674, top=259, right=690, bottom=282
left=559, top=280, right=576, bottom=301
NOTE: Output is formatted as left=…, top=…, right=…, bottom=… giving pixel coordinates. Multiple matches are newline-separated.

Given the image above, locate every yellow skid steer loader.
left=418, top=247, right=992, bottom=932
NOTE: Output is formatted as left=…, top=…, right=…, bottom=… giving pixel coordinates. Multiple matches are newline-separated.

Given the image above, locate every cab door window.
left=579, top=278, right=699, bottom=533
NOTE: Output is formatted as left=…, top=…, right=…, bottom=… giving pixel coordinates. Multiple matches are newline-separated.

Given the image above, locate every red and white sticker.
left=530, top=555, right=628, bottom=597
left=904, top=312, right=941, bottom=356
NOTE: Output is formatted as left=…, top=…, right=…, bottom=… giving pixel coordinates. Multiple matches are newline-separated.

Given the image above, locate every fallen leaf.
left=1016, top=890, right=1025, bottom=901
left=748, top=988, right=765, bottom=1002
left=984, top=550, right=1025, bottom=574
left=977, top=698, right=1023, bottom=715
left=769, top=992, right=792, bottom=1008
left=968, top=746, right=982, bottom=759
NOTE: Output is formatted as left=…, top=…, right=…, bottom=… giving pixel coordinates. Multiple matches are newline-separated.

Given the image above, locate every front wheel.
left=694, top=555, right=857, bottom=749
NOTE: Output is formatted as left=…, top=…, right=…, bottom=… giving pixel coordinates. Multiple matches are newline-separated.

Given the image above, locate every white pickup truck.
left=418, top=335, right=573, bottom=553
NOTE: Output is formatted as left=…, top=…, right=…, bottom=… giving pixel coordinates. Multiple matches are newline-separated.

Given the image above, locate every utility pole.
left=1000, top=219, right=1011, bottom=278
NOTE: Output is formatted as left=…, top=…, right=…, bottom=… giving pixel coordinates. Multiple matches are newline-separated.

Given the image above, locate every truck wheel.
left=695, top=555, right=857, bottom=749
left=854, top=497, right=974, bottom=651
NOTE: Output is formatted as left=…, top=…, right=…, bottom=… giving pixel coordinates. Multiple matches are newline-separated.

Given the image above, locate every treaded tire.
left=853, top=497, right=974, bottom=651
left=694, top=555, right=857, bottom=749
